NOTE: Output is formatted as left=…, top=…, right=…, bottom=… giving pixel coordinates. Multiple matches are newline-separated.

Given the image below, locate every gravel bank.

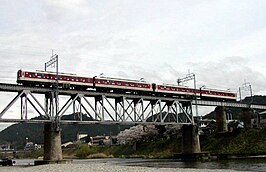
left=0, top=163, right=248, bottom=172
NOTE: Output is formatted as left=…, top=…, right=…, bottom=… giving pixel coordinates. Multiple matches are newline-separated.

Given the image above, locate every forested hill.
left=203, top=95, right=266, bottom=120
left=0, top=113, right=131, bottom=148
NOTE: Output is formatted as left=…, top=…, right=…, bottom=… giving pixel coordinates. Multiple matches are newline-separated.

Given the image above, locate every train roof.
left=95, top=76, right=148, bottom=83
left=20, top=69, right=79, bottom=76
left=35, top=70, right=77, bottom=76
left=158, top=83, right=189, bottom=88
left=201, top=87, right=236, bottom=94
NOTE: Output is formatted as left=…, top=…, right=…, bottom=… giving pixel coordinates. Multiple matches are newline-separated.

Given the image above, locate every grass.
left=202, top=128, right=266, bottom=154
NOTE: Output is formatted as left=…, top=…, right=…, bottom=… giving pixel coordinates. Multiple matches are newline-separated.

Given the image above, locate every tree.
left=117, top=125, right=159, bottom=144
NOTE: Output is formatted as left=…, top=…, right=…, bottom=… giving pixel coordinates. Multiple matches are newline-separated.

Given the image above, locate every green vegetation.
left=202, top=128, right=266, bottom=155
left=19, top=148, right=44, bottom=159
left=0, top=148, right=45, bottom=159
left=75, top=144, right=99, bottom=158
left=124, top=138, right=182, bottom=158
left=73, top=137, right=182, bottom=159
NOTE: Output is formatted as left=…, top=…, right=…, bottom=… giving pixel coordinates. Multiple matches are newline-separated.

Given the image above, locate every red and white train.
left=17, top=69, right=237, bottom=101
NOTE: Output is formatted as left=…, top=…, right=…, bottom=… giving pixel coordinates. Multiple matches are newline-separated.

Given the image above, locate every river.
left=8, top=158, right=266, bottom=171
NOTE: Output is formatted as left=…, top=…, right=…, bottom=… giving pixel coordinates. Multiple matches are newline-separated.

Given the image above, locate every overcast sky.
left=0, top=0, right=266, bottom=122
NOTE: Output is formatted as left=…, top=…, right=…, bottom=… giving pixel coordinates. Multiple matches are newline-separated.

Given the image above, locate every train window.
left=130, top=83, right=135, bottom=87
left=37, top=73, right=43, bottom=78
left=72, top=77, right=78, bottom=81
left=30, top=73, right=36, bottom=77
left=138, top=83, right=142, bottom=87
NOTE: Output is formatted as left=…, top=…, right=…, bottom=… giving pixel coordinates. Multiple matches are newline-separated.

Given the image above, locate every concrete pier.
left=181, top=124, right=201, bottom=154
left=242, top=108, right=253, bottom=129
left=43, top=122, right=63, bottom=161
left=215, top=106, right=228, bottom=133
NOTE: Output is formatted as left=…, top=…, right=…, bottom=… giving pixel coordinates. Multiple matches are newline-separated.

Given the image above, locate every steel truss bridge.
left=0, top=83, right=266, bottom=125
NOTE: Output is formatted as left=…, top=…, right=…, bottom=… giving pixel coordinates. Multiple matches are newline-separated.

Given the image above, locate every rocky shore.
left=0, top=162, right=248, bottom=172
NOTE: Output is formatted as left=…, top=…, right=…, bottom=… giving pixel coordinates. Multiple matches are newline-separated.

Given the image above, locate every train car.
left=94, top=76, right=152, bottom=93
left=17, top=69, right=94, bottom=88
left=156, top=83, right=198, bottom=96
left=155, top=83, right=237, bottom=101
left=200, top=88, right=237, bottom=101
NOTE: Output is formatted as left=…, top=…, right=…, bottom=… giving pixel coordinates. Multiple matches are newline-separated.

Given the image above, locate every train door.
left=152, top=83, right=156, bottom=92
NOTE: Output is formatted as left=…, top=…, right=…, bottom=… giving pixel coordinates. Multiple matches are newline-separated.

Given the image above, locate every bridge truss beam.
left=57, top=94, right=194, bottom=125
left=0, top=90, right=49, bottom=120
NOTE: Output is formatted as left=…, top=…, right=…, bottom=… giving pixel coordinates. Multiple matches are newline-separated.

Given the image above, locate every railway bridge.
left=0, top=83, right=266, bottom=162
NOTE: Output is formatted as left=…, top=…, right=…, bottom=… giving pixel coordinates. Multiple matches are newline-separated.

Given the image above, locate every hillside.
left=0, top=113, right=131, bottom=149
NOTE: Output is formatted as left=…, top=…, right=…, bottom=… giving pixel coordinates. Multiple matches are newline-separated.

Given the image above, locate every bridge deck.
left=0, top=83, right=265, bottom=109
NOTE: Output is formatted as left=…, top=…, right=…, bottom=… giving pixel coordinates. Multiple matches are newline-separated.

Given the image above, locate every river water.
left=11, top=158, right=266, bottom=171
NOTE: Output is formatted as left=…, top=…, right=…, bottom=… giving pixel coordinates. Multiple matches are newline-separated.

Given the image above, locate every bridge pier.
left=35, top=122, right=72, bottom=165
left=215, top=106, right=228, bottom=133
left=181, top=124, right=201, bottom=154
left=43, top=122, right=62, bottom=161
left=242, top=108, right=253, bottom=129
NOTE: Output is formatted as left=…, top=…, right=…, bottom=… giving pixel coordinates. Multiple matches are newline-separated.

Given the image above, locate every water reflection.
left=95, top=158, right=266, bottom=172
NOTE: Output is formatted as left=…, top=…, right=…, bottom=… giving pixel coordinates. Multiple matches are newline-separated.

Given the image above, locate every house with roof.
left=259, top=111, right=266, bottom=128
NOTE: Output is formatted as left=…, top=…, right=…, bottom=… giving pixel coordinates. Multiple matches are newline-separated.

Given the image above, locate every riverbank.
left=2, top=129, right=265, bottom=161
